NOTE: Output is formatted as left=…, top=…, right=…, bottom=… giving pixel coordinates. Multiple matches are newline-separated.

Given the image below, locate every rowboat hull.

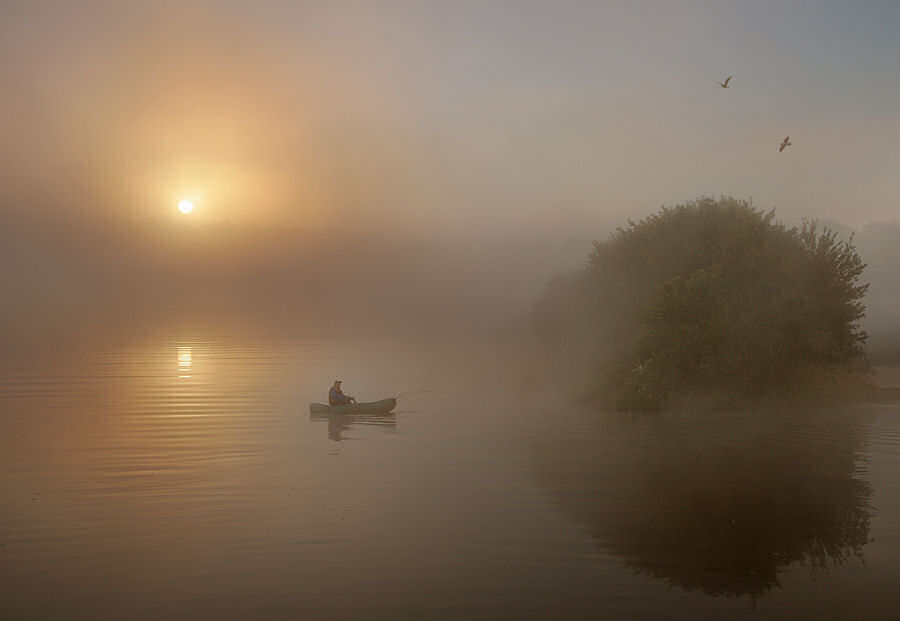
left=308, top=398, right=397, bottom=414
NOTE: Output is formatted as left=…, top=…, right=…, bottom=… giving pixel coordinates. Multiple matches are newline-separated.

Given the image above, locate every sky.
left=2, top=0, right=899, bottom=237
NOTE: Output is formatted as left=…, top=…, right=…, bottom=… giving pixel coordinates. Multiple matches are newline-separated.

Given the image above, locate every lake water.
left=2, top=336, right=900, bottom=619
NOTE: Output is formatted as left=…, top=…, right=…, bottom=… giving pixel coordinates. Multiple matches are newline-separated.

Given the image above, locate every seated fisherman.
left=328, top=380, right=355, bottom=406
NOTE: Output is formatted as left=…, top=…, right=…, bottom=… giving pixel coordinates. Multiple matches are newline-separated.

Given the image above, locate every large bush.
left=537, top=197, right=869, bottom=409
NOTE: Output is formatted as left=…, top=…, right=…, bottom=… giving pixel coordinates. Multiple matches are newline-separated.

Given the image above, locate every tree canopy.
left=535, top=197, right=869, bottom=410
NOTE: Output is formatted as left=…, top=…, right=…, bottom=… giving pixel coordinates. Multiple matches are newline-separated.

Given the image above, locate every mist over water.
left=0, top=210, right=591, bottom=344
left=3, top=201, right=900, bottom=620
left=4, top=208, right=900, bottom=358
left=2, top=337, right=900, bottom=619
left=4, top=202, right=900, bottom=619
left=5, top=1, right=900, bottom=618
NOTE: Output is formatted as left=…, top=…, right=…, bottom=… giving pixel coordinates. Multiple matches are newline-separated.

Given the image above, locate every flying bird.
left=779, top=136, right=792, bottom=152
left=717, top=75, right=732, bottom=88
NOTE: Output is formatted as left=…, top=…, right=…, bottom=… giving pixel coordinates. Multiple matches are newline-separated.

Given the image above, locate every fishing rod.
left=391, top=389, right=441, bottom=399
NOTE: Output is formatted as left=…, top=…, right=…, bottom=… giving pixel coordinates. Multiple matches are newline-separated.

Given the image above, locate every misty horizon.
left=3, top=203, right=899, bottom=359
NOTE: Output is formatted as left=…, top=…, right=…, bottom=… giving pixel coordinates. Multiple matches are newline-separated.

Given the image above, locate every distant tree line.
left=534, top=197, right=870, bottom=410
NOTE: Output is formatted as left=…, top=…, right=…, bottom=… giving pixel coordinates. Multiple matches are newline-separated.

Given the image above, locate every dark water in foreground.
left=2, top=337, right=900, bottom=620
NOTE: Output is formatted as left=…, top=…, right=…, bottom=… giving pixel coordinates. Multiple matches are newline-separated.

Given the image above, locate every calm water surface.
left=2, top=337, right=900, bottom=619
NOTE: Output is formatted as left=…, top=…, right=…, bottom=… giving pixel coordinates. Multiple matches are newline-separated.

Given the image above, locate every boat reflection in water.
left=309, top=410, right=398, bottom=442
left=532, top=408, right=873, bottom=598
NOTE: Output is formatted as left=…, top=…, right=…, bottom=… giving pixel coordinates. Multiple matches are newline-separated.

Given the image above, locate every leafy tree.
left=538, top=197, right=869, bottom=409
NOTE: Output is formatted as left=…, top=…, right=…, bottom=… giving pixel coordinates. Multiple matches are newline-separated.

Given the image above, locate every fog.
left=854, top=223, right=900, bottom=361
left=5, top=205, right=900, bottom=374
left=4, top=1, right=900, bottom=351
left=0, top=209, right=593, bottom=344
left=7, top=4, right=900, bottom=619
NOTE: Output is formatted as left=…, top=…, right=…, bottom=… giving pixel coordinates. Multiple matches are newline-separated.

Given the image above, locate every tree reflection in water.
left=533, top=408, right=873, bottom=598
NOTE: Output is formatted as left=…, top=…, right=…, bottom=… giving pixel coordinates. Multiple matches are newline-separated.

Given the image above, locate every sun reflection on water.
left=177, top=346, right=192, bottom=379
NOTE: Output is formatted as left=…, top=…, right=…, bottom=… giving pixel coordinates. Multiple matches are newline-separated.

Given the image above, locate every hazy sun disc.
left=177, top=199, right=194, bottom=214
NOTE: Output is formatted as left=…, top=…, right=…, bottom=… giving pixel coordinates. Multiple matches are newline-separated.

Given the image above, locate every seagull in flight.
left=717, top=75, right=732, bottom=88
left=778, top=136, right=792, bottom=152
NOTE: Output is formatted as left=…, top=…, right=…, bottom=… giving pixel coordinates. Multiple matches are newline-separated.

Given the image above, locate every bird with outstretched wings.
left=779, top=136, right=792, bottom=152
left=717, top=75, right=732, bottom=88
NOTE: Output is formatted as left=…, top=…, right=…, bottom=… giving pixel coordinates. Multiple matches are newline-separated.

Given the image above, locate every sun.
left=177, top=199, right=194, bottom=215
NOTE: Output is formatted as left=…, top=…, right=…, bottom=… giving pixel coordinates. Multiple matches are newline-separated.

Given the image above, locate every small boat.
left=308, top=398, right=397, bottom=414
